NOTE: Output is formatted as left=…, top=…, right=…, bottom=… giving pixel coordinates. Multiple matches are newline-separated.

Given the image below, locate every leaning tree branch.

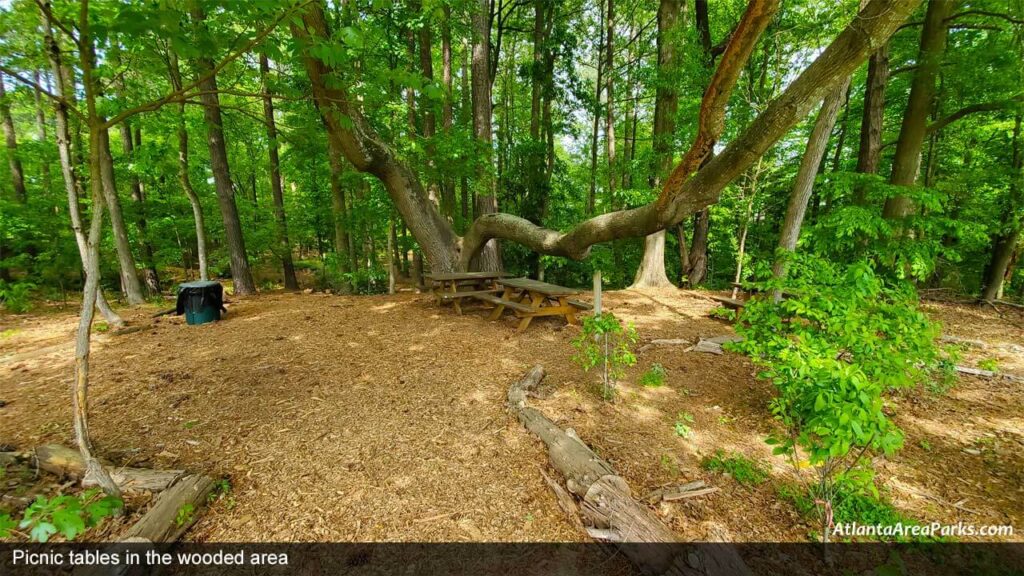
left=459, top=0, right=923, bottom=266
left=0, top=64, right=85, bottom=121
left=927, top=93, right=1024, bottom=134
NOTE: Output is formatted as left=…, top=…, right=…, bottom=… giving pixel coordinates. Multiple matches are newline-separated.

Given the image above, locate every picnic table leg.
left=449, top=281, right=464, bottom=315
left=488, top=287, right=514, bottom=320
left=517, top=291, right=545, bottom=332
left=558, top=297, right=578, bottom=325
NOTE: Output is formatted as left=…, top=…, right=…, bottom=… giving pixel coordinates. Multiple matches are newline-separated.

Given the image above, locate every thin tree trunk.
left=98, top=127, right=145, bottom=304
left=0, top=74, right=27, bottom=203
left=882, top=0, right=953, bottom=219
left=42, top=18, right=122, bottom=327
left=772, top=78, right=853, bottom=299
left=167, top=51, right=208, bottom=281
left=588, top=0, right=604, bottom=215
left=260, top=54, right=299, bottom=290
left=32, top=70, right=52, bottom=193
left=686, top=0, right=715, bottom=287
left=440, top=6, right=456, bottom=221
left=605, top=0, right=616, bottom=208
left=119, top=123, right=161, bottom=294
left=192, top=5, right=256, bottom=295
left=981, top=114, right=1022, bottom=301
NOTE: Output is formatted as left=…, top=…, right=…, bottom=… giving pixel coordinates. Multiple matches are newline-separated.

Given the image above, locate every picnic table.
left=424, top=271, right=505, bottom=314
left=481, top=277, right=593, bottom=332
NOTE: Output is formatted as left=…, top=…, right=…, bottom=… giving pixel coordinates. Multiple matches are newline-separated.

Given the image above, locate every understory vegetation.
left=0, top=0, right=1020, bottom=552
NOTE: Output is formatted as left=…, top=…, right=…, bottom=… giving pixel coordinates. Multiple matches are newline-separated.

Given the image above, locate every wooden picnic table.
left=484, top=277, right=592, bottom=332
left=424, top=271, right=505, bottom=314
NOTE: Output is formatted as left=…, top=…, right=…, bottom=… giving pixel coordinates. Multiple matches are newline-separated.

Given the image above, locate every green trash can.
left=176, top=281, right=226, bottom=326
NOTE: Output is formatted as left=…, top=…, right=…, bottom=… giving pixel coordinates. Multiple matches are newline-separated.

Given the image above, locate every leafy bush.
left=571, top=313, right=638, bottom=400
left=730, top=254, right=949, bottom=541
left=0, top=280, right=35, bottom=313
left=701, top=450, right=768, bottom=486
left=0, top=489, right=122, bottom=542
left=978, top=358, right=999, bottom=373
left=639, top=363, right=666, bottom=387
left=709, top=306, right=736, bottom=321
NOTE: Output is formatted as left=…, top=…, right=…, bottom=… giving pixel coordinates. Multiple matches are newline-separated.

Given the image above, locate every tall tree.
left=41, top=10, right=123, bottom=327
left=470, top=0, right=501, bottom=271
left=167, top=50, right=209, bottom=281
left=98, top=127, right=146, bottom=305
left=854, top=42, right=889, bottom=203
left=259, top=54, right=299, bottom=290
left=191, top=5, right=257, bottom=295
left=631, top=0, right=684, bottom=288
left=31, top=70, right=52, bottom=193
left=118, top=121, right=161, bottom=294
left=882, top=0, right=955, bottom=219
left=686, top=0, right=715, bottom=287
left=0, top=74, right=27, bottom=203
left=980, top=114, right=1023, bottom=301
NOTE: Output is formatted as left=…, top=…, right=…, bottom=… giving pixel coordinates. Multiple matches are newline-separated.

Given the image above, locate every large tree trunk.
left=42, top=15, right=122, bottom=327
left=0, top=74, right=27, bottom=204
left=167, top=51, right=208, bottom=282
left=98, top=127, right=146, bottom=305
left=882, top=0, right=954, bottom=219
left=772, top=76, right=853, bottom=295
left=440, top=6, right=456, bottom=222
left=259, top=54, right=299, bottom=290
left=296, top=0, right=919, bottom=270
left=685, top=0, right=716, bottom=288
left=118, top=123, right=161, bottom=294
left=588, top=2, right=603, bottom=217
left=604, top=0, right=617, bottom=211
left=192, top=6, right=257, bottom=295
left=471, top=0, right=501, bottom=271
left=854, top=43, right=889, bottom=203
left=981, top=114, right=1022, bottom=301
left=632, top=0, right=684, bottom=289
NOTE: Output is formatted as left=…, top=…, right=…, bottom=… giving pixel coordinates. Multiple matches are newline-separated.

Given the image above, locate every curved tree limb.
left=927, top=93, right=1024, bottom=134
left=459, top=0, right=923, bottom=266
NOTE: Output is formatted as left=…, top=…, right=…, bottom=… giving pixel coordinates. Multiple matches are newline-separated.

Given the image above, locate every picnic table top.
left=497, top=277, right=583, bottom=296
left=424, top=271, right=506, bottom=282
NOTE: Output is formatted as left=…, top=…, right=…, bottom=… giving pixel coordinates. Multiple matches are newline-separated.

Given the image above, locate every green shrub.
left=1, top=489, right=122, bottom=542
left=709, top=306, right=736, bottom=321
left=701, top=450, right=768, bottom=486
left=730, top=255, right=950, bottom=542
left=639, top=363, right=666, bottom=387
left=0, top=280, right=35, bottom=313
left=571, top=313, right=638, bottom=400
left=978, top=358, right=999, bottom=373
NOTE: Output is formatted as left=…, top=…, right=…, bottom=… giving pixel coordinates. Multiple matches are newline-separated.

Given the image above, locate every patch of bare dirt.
left=1, top=290, right=1021, bottom=545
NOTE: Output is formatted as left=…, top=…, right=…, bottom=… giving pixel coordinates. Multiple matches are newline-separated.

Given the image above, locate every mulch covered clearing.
left=0, top=289, right=1021, bottom=543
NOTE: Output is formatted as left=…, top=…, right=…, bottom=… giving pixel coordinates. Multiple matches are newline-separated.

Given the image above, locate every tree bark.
left=882, top=0, right=954, bottom=219
left=981, top=114, right=1022, bottom=301
left=42, top=13, right=122, bottom=327
left=118, top=122, right=161, bottom=294
left=191, top=5, right=257, bottom=295
left=259, top=54, right=299, bottom=290
left=98, top=127, right=145, bottom=305
left=605, top=0, right=617, bottom=210
left=295, top=0, right=919, bottom=271
left=632, top=0, right=684, bottom=289
left=440, top=6, right=456, bottom=221
left=167, top=50, right=209, bottom=282
left=772, top=77, right=853, bottom=296
left=0, top=74, right=27, bottom=203
left=854, top=43, right=889, bottom=203
left=471, top=0, right=501, bottom=271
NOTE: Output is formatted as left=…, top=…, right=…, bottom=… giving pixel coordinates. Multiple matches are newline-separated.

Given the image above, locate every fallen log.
left=508, top=366, right=751, bottom=576
left=35, top=444, right=184, bottom=492
left=123, top=474, right=217, bottom=542
left=639, top=338, right=691, bottom=352
left=955, top=365, right=1024, bottom=383
left=939, top=335, right=1024, bottom=355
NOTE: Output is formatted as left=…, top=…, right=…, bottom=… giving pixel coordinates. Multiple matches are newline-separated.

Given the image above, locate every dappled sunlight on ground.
left=1, top=289, right=1021, bottom=545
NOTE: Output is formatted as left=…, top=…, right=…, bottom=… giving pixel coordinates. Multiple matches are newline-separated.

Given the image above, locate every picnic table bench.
left=487, top=277, right=592, bottom=332
left=425, top=271, right=505, bottom=315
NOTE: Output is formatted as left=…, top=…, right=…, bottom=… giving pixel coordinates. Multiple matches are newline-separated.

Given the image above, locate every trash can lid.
left=178, top=281, right=223, bottom=290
